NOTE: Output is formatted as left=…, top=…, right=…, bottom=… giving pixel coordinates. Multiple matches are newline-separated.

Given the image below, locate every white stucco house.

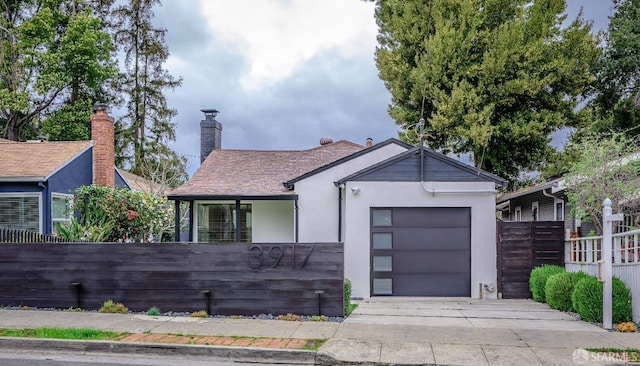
left=168, top=110, right=507, bottom=299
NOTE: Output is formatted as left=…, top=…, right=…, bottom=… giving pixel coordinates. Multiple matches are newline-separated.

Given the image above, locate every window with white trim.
left=554, top=199, right=564, bottom=221
left=0, top=194, right=41, bottom=232
left=52, top=194, right=73, bottom=233
left=532, top=201, right=539, bottom=221
left=514, top=206, right=522, bottom=221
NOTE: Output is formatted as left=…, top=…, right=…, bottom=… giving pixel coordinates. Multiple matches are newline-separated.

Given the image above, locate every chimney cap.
left=201, top=108, right=219, bottom=115
left=320, top=137, right=333, bottom=145
left=93, top=103, right=108, bottom=112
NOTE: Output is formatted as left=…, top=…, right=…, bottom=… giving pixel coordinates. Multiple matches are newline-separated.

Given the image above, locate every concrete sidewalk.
left=1, top=299, right=639, bottom=365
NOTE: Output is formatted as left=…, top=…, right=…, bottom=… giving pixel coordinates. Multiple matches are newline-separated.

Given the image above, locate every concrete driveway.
left=344, top=297, right=602, bottom=331
left=317, top=297, right=640, bottom=365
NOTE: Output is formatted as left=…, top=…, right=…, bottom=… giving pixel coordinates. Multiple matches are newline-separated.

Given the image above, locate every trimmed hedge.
left=571, top=276, right=632, bottom=323
left=545, top=271, right=591, bottom=312
left=529, top=265, right=565, bottom=302
left=344, top=278, right=352, bottom=316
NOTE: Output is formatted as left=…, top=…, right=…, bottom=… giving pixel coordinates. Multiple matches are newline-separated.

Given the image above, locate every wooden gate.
left=497, top=221, right=565, bottom=299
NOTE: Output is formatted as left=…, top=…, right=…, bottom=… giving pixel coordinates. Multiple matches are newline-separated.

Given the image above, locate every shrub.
left=545, top=271, right=591, bottom=312
left=572, top=276, right=632, bottom=323
left=529, top=265, right=565, bottom=302
left=190, top=310, right=208, bottom=318
left=344, top=278, right=352, bottom=316
left=146, top=306, right=161, bottom=316
left=98, top=300, right=128, bottom=314
left=277, top=313, right=301, bottom=321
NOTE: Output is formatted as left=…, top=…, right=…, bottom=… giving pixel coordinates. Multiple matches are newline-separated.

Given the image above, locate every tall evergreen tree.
left=587, top=0, right=640, bottom=137
left=112, top=0, right=183, bottom=178
left=0, top=0, right=116, bottom=141
left=372, top=0, right=600, bottom=184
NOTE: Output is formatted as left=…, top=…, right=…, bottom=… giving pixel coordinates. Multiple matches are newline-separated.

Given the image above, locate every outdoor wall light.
left=351, top=187, right=361, bottom=195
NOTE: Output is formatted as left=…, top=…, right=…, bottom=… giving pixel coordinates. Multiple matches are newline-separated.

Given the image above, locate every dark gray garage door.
left=370, top=207, right=471, bottom=296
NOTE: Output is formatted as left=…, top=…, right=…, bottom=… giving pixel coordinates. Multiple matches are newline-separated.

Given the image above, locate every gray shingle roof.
left=168, top=140, right=363, bottom=198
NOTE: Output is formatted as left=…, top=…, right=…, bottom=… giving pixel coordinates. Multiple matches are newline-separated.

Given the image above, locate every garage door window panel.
left=372, top=209, right=392, bottom=226
left=373, top=278, right=393, bottom=295
left=373, top=256, right=393, bottom=272
left=372, top=232, right=393, bottom=249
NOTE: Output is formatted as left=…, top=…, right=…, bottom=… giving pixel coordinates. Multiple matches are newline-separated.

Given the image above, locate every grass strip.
left=0, top=327, right=326, bottom=350
left=0, top=327, right=127, bottom=341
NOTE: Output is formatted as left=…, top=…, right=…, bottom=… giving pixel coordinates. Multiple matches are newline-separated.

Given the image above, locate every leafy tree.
left=372, top=0, right=600, bottom=184
left=564, top=133, right=640, bottom=235
left=587, top=0, right=640, bottom=137
left=112, top=0, right=183, bottom=176
left=0, top=0, right=117, bottom=141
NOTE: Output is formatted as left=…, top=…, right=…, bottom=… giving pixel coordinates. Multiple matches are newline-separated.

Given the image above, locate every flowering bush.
left=73, top=185, right=173, bottom=242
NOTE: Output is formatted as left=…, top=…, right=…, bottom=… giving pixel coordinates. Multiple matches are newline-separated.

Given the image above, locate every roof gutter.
left=0, top=177, right=46, bottom=182
left=542, top=188, right=561, bottom=199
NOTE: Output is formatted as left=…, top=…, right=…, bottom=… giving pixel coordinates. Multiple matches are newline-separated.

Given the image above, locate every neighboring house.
left=0, top=105, right=140, bottom=235
left=168, top=110, right=507, bottom=299
left=496, top=177, right=600, bottom=236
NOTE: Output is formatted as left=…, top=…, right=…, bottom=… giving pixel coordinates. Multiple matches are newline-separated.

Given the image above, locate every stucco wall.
left=343, top=181, right=498, bottom=299
left=250, top=200, right=294, bottom=243
left=294, top=143, right=409, bottom=243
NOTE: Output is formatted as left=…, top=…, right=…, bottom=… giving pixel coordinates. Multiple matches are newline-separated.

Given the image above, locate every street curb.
left=0, top=337, right=317, bottom=364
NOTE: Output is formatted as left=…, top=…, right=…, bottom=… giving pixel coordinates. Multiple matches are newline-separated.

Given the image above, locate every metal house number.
left=248, top=244, right=314, bottom=269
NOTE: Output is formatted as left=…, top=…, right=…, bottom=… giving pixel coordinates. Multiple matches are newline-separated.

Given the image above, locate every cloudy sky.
left=151, top=1, right=615, bottom=176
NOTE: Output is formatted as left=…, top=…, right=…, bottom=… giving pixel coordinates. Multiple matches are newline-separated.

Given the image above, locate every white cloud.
left=198, top=0, right=378, bottom=91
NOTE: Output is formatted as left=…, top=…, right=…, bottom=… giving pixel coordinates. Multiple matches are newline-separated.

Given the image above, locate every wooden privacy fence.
left=497, top=221, right=565, bottom=299
left=0, top=242, right=344, bottom=316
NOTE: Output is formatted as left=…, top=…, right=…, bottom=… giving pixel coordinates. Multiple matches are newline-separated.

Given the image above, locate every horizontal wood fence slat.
left=497, top=221, right=565, bottom=299
left=0, top=242, right=344, bottom=316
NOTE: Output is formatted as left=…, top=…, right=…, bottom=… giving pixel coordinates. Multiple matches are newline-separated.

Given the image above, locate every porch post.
left=174, top=200, right=181, bottom=242
left=188, top=201, right=194, bottom=242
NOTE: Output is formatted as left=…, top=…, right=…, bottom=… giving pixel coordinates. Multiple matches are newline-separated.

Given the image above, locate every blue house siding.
left=2, top=147, right=131, bottom=235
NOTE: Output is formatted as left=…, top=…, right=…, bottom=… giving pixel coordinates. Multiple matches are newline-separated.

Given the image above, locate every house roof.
left=0, top=140, right=92, bottom=182
left=335, top=147, right=508, bottom=186
left=496, top=177, right=564, bottom=204
left=167, top=140, right=364, bottom=199
left=117, top=169, right=157, bottom=194
left=283, top=138, right=412, bottom=188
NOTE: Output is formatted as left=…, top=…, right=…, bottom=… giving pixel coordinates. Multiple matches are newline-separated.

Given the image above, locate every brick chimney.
left=200, top=109, right=222, bottom=163
left=91, top=103, right=115, bottom=187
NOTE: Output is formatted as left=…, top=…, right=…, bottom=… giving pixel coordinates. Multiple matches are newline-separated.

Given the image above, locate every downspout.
left=294, top=198, right=299, bottom=243
left=542, top=188, right=559, bottom=199
left=338, top=185, right=343, bottom=242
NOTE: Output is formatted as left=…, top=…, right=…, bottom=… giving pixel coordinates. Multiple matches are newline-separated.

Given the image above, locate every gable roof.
left=0, top=141, right=92, bottom=182
left=283, top=138, right=412, bottom=189
left=167, top=140, right=364, bottom=199
left=336, top=147, right=508, bottom=186
left=496, top=177, right=564, bottom=204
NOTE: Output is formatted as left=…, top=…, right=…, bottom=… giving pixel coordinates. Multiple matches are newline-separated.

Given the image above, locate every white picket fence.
left=565, top=229, right=640, bottom=323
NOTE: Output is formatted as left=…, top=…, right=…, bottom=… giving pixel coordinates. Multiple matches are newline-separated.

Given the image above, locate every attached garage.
left=370, top=207, right=471, bottom=296
left=338, top=147, right=507, bottom=299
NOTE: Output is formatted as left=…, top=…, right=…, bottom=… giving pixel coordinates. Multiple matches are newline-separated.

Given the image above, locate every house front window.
left=514, top=206, right=522, bottom=221
left=0, top=194, right=41, bottom=232
left=196, top=202, right=252, bottom=243
left=532, top=201, right=539, bottom=221
left=52, top=194, right=73, bottom=233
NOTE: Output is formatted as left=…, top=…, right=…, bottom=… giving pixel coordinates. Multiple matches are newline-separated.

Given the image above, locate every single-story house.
left=168, top=110, right=507, bottom=299
left=0, top=104, right=144, bottom=234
